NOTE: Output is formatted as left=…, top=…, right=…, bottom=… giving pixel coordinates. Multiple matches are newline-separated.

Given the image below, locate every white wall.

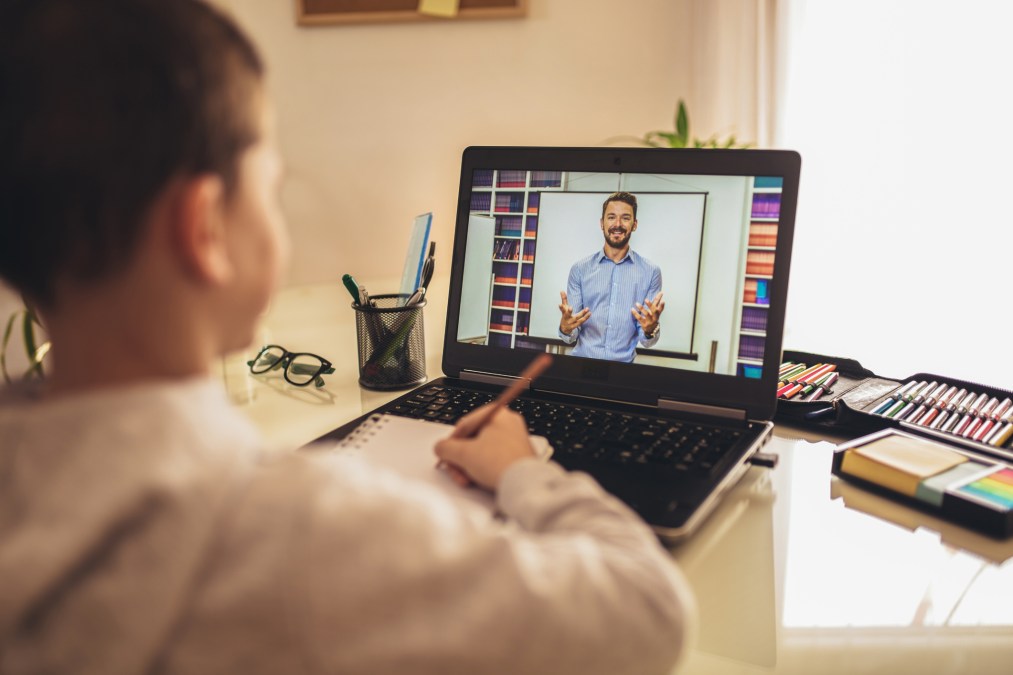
left=1, top=0, right=695, bottom=378
left=221, top=0, right=693, bottom=291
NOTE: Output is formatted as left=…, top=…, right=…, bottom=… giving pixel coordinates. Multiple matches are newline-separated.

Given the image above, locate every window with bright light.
left=777, top=0, right=1013, bottom=388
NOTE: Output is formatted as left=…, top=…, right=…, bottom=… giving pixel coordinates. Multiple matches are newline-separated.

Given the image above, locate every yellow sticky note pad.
left=841, top=434, right=967, bottom=496
left=418, top=0, right=460, bottom=18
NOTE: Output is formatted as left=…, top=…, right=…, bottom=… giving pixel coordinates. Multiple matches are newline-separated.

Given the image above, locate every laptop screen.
left=444, top=147, right=800, bottom=420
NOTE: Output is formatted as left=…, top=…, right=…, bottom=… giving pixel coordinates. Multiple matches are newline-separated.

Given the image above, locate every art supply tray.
left=775, top=350, right=1013, bottom=465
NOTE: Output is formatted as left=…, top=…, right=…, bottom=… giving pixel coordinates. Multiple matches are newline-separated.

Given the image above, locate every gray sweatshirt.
left=0, top=378, right=695, bottom=674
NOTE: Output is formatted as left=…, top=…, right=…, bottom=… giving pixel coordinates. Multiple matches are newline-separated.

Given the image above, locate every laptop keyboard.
left=384, top=384, right=744, bottom=476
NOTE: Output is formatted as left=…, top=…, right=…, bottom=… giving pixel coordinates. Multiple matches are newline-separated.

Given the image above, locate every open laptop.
left=324, top=146, right=800, bottom=543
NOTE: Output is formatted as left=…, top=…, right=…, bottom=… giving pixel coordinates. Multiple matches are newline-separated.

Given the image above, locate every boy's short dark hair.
left=602, top=192, right=638, bottom=220
left=0, top=0, right=264, bottom=307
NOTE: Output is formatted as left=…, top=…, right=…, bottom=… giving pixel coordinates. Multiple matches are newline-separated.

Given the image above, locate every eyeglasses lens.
left=287, top=354, right=323, bottom=385
left=251, top=346, right=286, bottom=374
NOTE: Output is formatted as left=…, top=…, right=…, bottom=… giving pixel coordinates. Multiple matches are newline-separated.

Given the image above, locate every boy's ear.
left=171, top=174, right=232, bottom=285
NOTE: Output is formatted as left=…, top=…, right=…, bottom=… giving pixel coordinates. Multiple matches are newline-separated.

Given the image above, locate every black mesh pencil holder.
left=353, top=294, right=427, bottom=390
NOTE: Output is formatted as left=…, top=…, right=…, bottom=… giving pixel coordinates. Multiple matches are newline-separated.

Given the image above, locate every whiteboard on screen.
left=528, top=192, right=706, bottom=355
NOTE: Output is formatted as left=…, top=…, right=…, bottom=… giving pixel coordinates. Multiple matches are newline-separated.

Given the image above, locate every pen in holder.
left=352, top=293, right=427, bottom=390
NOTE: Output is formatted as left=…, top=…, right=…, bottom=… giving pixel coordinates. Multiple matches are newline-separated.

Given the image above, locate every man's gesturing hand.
left=632, top=291, right=665, bottom=337
left=558, top=290, right=590, bottom=336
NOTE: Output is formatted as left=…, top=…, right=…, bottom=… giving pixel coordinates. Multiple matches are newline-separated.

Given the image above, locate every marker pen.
left=940, top=411, right=962, bottom=432
left=990, top=421, right=1013, bottom=448
left=945, top=388, right=965, bottom=411
left=893, top=380, right=921, bottom=401
left=929, top=410, right=949, bottom=429
left=804, top=385, right=826, bottom=402
left=894, top=401, right=920, bottom=421
left=777, top=364, right=807, bottom=388
left=969, top=392, right=990, bottom=415
left=982, top=411, right=1012, bottom=443
left=884, top=399, right=908, bottom=418
left=978, top=396, right=1000, bottom=420
left=873, top=398, right=896, bottom=415
left=918, top=406, right=941, bottom=427
left=907, top=404, right=930, bottom=425
left=805, top=372, right=839, bottom=401
left=923, top=382, right=949, bottom=407
left=953, top=390, right=977, bottom=415
left=904, top=382, right=939, bottom=422
left=804, top=364, right=837, bottom=387
left=781, top=382, right=805, bottom=399
left=911, top=381, right=939, bottom=406
left=962, top=416, right=984, bottom=439
left=952, top=395, right=986, bottom=437
left=972, top=419, right=996, bottom=442
left=902, top=381, right=929, bottom=402
left=981, top=423, right=1001, bottom=444
left=999, top=405, right=1013, bottom=424
left=984, top=406, right=1013, bottom=444
left=935, top=385, right=960, bottom=409
left=795, top=363, right=832, bottom=383
left=799, top=380, right=820, bottom=397
left=992, top=398, right=1013, bottom=421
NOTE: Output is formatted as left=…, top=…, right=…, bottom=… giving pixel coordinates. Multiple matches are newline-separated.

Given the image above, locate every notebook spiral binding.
left=337, top=414, right=386, bottom=449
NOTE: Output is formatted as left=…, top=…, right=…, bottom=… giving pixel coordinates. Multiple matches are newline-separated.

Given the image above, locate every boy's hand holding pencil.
left=434, top=354, right=552, bottom=490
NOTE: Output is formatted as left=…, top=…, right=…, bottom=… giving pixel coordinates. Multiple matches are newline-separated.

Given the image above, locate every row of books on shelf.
left=737, top=334, right=766, bottom=360
left=743, top=278, right=770, bottom=305
left=481, top=171, right=562, bottom=189
left=745, top=250, right=775, bottom=276
left=740, top=306, right=769, bottom=331
left=495, top=194, right=527, bottom=212
left=493, top=239, right=534, bottom=261
left=495, top=170, right=527, bottom=187
left=750, top=192, right=781, bottom=219
left=487, top=194, right=543, bottom=213
left=490, top=320, right=530, bottom=334
left=748, top=222, right=778, bottom=248
left=494, top=207, right=540, bottom=215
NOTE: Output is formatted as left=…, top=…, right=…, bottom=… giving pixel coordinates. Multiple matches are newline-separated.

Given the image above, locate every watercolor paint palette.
left=832, top=427, right=1013, bottom=539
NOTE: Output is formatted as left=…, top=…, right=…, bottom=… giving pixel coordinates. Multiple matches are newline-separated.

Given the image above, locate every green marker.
left=342, top=273, right=362, bottom=305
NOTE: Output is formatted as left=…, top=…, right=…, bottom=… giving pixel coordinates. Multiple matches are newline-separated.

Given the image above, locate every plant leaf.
left=23, top=311, right=38, bottom=377
left=1, top=309, right=20, bottom=384
left=675, top=100, right=689, bottom=144
left=643, top=131, right=678, bottom=148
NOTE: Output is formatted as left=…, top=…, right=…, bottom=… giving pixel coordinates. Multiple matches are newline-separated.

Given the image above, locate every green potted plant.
left=1, top=304, right=48, bottom=382
left=606, top=99, right=752, bottom=149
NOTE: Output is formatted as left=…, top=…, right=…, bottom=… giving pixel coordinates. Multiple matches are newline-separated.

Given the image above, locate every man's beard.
left=604, top=227, right=631, bottom=250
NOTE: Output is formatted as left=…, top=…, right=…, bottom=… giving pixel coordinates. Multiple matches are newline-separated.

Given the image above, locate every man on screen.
left=558, top=191, right=665, bottom=362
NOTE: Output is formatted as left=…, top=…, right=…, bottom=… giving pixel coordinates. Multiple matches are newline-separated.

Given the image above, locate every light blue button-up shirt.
left=558, top=248, right=662, bottom=362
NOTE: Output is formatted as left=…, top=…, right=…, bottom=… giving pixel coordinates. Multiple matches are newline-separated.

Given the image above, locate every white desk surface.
left=228, top=284, right=1013, bottom=675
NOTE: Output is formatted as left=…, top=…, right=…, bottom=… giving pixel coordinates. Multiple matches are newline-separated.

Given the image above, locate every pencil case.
left=775, top=350, right=1013, bottom=465
left=774, top=349, right=894, bottom=430
left=831, top=427, right=1013, bottom=539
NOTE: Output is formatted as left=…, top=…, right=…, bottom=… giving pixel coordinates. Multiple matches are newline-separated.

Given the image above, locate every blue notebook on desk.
left=323, top=146, right=801, bottom=543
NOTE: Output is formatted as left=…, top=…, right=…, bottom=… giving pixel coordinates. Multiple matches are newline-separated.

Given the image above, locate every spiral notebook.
left=332, top=413, right=552, bottom=513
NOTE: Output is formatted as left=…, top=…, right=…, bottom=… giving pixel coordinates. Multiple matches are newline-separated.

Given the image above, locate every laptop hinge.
left=461, top=369, right=529, bottom=389
left=658, top=398, right=747, bottom=421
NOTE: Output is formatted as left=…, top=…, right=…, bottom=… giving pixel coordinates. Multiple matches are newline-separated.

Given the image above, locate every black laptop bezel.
left=442, top=146, right=800, bottom=421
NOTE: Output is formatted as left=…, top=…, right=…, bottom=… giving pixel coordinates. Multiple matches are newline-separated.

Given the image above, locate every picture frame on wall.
left=296, top=0, right=528, bottom=25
